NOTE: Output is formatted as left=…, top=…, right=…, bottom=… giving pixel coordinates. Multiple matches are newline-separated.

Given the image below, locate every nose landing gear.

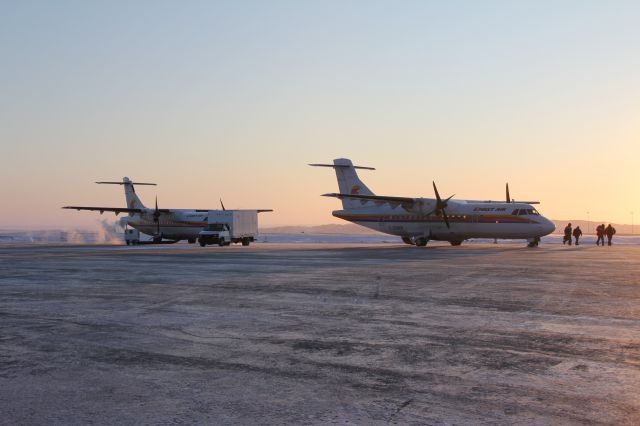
left=527, top=237, right=541, bottom=248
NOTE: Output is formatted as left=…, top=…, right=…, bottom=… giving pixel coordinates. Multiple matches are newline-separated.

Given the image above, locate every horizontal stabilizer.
left=96, top=181, right=156, bottom=186
left=309, top=164, right=375, bottom=170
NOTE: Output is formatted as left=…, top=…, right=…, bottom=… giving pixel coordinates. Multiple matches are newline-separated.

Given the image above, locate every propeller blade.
left=433, top=181, right=452, bottom=228
left=442, top=209, right=451, bottom=229
left=220, top=198, right=226, bottom=211
left=506, top=183, right=511, bottom=203
left=432, top=181, right=441, bottom=203
left=154, top=196, right=160, bottom=236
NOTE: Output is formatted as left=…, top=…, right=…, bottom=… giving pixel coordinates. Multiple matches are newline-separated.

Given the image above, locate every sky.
left=1, top=1, right=639, bottom=229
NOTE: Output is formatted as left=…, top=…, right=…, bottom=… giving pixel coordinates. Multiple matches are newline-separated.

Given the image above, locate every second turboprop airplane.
left=63, top=178, right=272, bottom=244
left=311, top=158, right=555, bottom=247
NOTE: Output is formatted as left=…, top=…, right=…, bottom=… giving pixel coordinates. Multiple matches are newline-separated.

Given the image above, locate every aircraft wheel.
left=527, top=237, right=540, bottom=248
left=450, top=240, right=463, bottom=246
left=401, top=236, right=414, bottom=245
left=188, top=238, right=196, bottom=244
left=218, top=238, right=225, bottom=247
left=125, top=241, right=130, bottom=246
left=415, top=238, right=428, bottom=247
left=242, top=238, right=250, bottom=246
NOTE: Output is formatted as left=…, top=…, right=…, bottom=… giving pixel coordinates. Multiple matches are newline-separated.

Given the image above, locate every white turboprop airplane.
left=63, top=178, right=272, bottom=243
left=311, top=159, right=555, bottom=247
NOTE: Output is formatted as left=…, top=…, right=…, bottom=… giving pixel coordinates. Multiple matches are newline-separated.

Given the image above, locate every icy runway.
left=1, top=243, right=639, bottom=424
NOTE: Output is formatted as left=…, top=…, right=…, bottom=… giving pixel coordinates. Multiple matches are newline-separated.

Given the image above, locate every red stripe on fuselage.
left=334, top=213, right=538, bottom=224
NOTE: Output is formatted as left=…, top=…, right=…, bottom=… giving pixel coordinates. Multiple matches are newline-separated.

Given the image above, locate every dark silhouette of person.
left=563, top=223, right=572, bottom=245
left=572, top=226, right=582, bottom=245
left=605, top=224, right=616, bottom=246
left=596, top=223, right=605, bottom=246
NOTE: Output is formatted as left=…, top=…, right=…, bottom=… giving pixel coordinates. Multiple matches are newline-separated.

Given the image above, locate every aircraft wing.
left=62, top=206, right=173, bottom=215
left=322, top=193, right=415, bottom=209
left=194, top=209, right=274, bottom=213
left=468, top=200, right=540, bottom=205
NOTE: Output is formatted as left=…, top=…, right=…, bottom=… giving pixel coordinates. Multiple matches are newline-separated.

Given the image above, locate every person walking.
left=596, top=223, right=605, bottom=246
left=605, top=224, right=616, bottom=246
left=573, top=226, right=583, bottom=245
left=563, top=223, right=572, bottom=245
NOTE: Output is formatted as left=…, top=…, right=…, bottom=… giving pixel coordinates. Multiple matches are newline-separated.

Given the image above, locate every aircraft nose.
left=542, top=218, right=555, bottom=235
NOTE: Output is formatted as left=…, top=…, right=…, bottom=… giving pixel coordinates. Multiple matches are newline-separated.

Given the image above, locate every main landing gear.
left=402, top=236, right=463, bottom=247
left=414, top=238, right=428, bottom=247
left=402, top=236, right=429, bottom=247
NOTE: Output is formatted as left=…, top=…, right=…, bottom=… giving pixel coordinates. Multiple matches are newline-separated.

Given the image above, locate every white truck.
left=198, top=210, right=259, bottom=247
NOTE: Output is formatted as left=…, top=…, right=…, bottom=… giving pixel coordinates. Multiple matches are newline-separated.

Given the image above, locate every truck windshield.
left=206, top=224, right=227, bottom=231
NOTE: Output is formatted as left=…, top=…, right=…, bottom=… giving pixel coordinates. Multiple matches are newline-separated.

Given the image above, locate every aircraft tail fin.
left=96, top=178, right=154, bottom=210
left=310, top=158, right=375, bottom=209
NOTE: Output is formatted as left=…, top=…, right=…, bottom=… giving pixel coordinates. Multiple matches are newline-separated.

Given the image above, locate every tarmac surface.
left=1, top=242, right=639, bottom=425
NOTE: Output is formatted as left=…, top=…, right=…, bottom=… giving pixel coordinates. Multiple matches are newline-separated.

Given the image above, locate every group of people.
left=563, top=223, right=616, bottom=246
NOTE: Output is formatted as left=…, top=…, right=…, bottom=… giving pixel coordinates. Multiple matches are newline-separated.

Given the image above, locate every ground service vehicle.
left=124, top=228, right=140, bottom=245
left=198, top=210, right=259, bottom=247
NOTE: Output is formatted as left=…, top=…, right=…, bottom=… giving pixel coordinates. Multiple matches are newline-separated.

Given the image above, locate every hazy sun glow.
left=1, top=2, right=639, bottom=229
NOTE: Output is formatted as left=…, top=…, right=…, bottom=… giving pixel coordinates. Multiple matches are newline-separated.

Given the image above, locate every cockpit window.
left=518, top=209, right=528, bottom=215
left=528, top=209, right=540, bottom=215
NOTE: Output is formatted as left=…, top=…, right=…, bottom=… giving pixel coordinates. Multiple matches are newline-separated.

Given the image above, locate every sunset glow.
left=2, top=2, right=639, bottom=229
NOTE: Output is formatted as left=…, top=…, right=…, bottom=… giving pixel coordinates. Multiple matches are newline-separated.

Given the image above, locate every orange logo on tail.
left=351, top=185, right=361, bottom=195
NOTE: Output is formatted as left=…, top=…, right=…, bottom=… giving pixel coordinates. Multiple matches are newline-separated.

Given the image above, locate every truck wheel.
left=218, top=238, right=225, bottom=247
left=242, top=238, right=250, bottom=246
left=126, top=241, right=130, bottom=246
left=198, top=238, right=206, bottom=247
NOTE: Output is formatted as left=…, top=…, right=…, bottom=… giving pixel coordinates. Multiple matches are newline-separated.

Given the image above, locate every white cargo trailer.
left=198, top=210, right=259, bottom=247
left=124, top=228, right=140, bottom=245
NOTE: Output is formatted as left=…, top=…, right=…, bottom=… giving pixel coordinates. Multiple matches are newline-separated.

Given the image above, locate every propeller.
left=220, top=198, right=226, bottom=211
left=153, top=196, right=161, bottom=237
left=432, top=181, right=454, bottom=229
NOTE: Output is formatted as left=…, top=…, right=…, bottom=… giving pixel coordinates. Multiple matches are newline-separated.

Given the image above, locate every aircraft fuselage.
left=334, top=200, right=555, bottom=242
left=126, top=210, right=207, bottom=241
